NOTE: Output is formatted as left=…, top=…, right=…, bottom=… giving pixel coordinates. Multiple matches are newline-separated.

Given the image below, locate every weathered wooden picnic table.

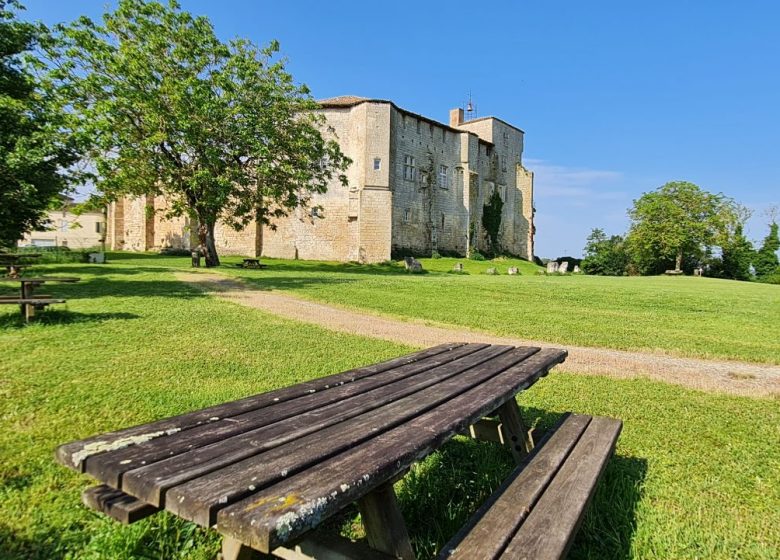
left=56, top=343, right=620, bottom=559
left=0, top=252, right=40, bottom=278
left=0, top=276, right=79, bottom=321
left=241, top=258, right=267, bottom=269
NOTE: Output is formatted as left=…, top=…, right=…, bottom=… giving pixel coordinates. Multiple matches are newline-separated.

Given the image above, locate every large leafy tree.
left=46, top=0, right=349, bottom=266
left=626, top=181, right=736, bottom=273
left=0, top=0, right=82, bottom=248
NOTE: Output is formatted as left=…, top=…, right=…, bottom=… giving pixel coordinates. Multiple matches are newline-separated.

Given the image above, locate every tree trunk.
left=675, top=250, right=683, bottom=272
left=197, top=216, right=220, bottom=267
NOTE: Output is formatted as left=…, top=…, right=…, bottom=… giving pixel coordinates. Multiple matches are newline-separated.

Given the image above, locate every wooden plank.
left=122, top=345, right=516, bottom=508
left=272, top=531, right=397, bottom=560
left=356, top=482, right=416, bottom=560
left=160, top=346, right=530, bottom=525
left=81, top=484, right=159, bottom=524
left=56, top=343, right=468, bottom=471
left=468, top=418, right=505, bottom=444
left=87, top=344, right=491, bottom=487
left=496, top=399, right=533, bottom=463
left=216, top=348, right=567, bottom=553
left=501, top=416, right=622, bottom=560
left=221, top=536, right=272, bottom=559
left=0, top=298, right=64, bottom=304
left=438, top=414, right=590, bottom=559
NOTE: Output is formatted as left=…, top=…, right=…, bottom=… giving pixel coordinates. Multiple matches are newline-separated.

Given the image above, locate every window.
left=95, top=222, right=103, bottom=234
left=442, top=129, right=446, bottom=142
left=503, top=131, right=509, bottom=142
left=501, top=155, right=507, bottom=172
left=59, top=220, right=68, bottom=232
left=416, top=120, right=421, bottom=134
left=498, top=185, right=507, bottom=201
left=373, top=157, right=381, bottom=171
left=438, top=165, right=449, bottom=189
left=440, top=213, right=445, bottom=229
left=403, top=155, right=416, bottom=181
left=310, top=206, right=322, bottom=218
left=403, top=208, right=411, bottom=223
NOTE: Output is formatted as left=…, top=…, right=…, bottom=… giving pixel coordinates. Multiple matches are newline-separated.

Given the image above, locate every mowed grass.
left=1, top=261, right=778, bottom=559
left=207, top=254, right=779, bottom=364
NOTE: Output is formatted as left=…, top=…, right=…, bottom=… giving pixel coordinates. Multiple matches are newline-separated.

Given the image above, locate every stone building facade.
left=106, top=97, right=534, bottom=262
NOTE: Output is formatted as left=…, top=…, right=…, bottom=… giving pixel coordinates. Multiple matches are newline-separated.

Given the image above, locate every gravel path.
left=178, top=272, right=780, bottom=398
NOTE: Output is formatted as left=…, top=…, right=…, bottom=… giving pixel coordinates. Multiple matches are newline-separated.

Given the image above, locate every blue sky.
left=22, top=0, right=780, bottom=257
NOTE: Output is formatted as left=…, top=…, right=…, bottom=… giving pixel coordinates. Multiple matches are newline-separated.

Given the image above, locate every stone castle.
left=105, top=96, right=534, bottom=262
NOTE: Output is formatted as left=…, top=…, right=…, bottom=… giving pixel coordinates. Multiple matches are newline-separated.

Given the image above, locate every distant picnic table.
left=241, top=258, right=267, bottom=269
left=0, top=276, right=79, bottom=322
left=56, top=343, right=621, bottom=560
left=0, top=252, right=41, bottom=278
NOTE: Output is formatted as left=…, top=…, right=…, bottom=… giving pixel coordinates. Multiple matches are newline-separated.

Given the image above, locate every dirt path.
left=177, top=272, right=780, bottom=398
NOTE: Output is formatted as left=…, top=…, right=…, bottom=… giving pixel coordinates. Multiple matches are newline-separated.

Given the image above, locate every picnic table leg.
left=220, top=536, right=272, bottom=560
left=496, top=399, right=534, bottom=464
left=356, top=481, right=415, bottom=560
left=23, top=302, right=35, bottom=323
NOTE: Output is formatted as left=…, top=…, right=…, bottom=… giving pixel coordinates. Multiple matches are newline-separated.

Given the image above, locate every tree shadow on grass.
left=393, top=408, right=646, bottom=560
left=0, top=310, right=141, bottom=329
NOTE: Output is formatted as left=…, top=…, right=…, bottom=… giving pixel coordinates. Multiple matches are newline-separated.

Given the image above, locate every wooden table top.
left=56, top=343, right=567, bottom=553
left=0, top=276, right=80, bottom=283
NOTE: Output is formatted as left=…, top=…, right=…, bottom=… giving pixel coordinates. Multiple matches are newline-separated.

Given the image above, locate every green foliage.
left=430, top=250, right=441, bottom=259
left=45, top=0, right=349, bottom=266
left=468, top=250, right=486, bottom=261
left=627, top=181, right=738, bottom=273
left=709, top=224, right=754, bottom=281
left=756, top=271, right=780, bottom=285
left=481, top=189, right=503, bottom=256
left=0, top=1, right=83, bottom=248
left=582, top=229, right=630, bottom=276
left=754, top=222, right=779, bottom=278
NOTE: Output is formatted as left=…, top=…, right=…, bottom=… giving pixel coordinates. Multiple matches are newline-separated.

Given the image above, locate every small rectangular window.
left=403, top=208, right=411, bottom=223
left=403, top=155, right=416, bottom=181
left=501, top=155, right=507, bottom=172
left=60, top=220, right=68, bottom=232
left=373, top=158, right=381, bottom=171
left=438, top=165, right=449, bottom=189
left=95, top=222, right=103, bottom=234
left=440, top=213, right=445, bottom=229
left=416, top=120, right=421, bottom=134
left=442, top=129, right=446, bottom=142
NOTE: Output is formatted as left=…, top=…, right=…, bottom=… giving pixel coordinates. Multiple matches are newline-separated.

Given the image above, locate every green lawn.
left=216, top=254, right=780, bottom=364
left=1, top=260, right=778, bottom=559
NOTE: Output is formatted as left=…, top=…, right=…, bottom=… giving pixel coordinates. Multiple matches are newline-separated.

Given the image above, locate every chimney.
left=449, top=108, right=464, bottom=127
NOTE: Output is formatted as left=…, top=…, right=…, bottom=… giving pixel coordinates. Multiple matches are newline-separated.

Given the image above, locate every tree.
left=0, top=1, right=82, bottom=248
left=711, top=223, right=754, bottom=281
left=46, top=0, right=349, bottom=266
left=754, top=222, right=779, bottom=277
left=581, top=228, right=629, bottom=276
left=627, top=181, right=735, bottom=274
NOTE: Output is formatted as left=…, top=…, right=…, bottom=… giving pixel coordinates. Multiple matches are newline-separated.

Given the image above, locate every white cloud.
left=525, top=158, right=626, bottom=201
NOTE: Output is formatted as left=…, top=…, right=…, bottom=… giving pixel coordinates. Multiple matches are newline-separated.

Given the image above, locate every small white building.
left=20, top=203, right=106, bottom=249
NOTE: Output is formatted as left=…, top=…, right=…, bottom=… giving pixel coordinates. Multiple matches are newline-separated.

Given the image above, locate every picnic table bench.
left=56, top=343, right=621, bottom=559
left=0, top=276, right=79, bottom=322
left=0, top=252, right=40, bottom=278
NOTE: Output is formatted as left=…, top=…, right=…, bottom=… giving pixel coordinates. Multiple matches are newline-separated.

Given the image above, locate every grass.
left=1, top=259, right=778, bottom=559
left=210, top=253, right=779, bottom=364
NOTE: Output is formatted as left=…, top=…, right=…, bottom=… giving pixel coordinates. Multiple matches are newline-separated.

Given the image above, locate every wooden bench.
left=0, top=298, right=65, bottom=322
left=439, top=413, right=622, bottom=560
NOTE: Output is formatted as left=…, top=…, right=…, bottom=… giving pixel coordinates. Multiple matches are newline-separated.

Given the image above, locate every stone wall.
left=104, top=99, right=534, bottom=262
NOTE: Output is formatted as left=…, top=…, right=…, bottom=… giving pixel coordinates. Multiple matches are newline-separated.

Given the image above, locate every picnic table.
left=0, top=276, right=79, bottom=322
left=0, top=252, right=41, bottom=278
left=56, top=343, right=621, bottom=560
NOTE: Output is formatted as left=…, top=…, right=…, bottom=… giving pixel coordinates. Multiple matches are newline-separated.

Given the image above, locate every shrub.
left=468, top=250, right=486, bottom=261
left=430, top=250, right=441, bottom=259
left=160, top=247, right=194, bottom=256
